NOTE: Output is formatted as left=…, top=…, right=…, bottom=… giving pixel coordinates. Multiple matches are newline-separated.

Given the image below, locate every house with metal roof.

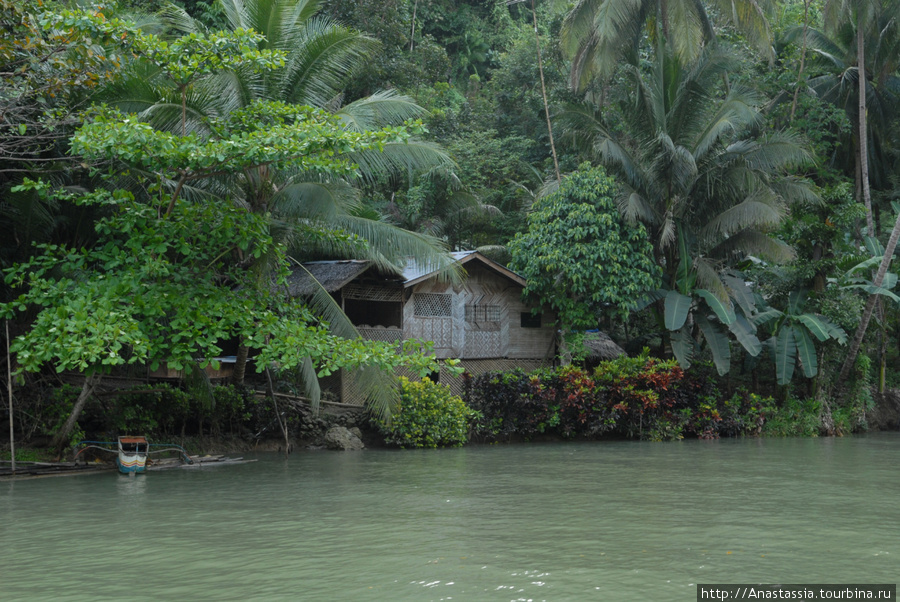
left=287, top=251, right=557, bottom=402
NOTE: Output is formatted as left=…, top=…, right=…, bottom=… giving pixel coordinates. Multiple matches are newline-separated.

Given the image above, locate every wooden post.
left=6, top=321, right=14, bottom=472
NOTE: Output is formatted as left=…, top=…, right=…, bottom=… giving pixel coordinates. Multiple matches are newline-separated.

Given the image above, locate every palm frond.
left=345, top=140, right=455, bottom=184
left=692, top=94, right=761, bottom=159
left=157, top=3, right=205, bottom=34
left=348, top=365, right=399, bottom=419
left=272, top=180, right=362, bottom=221
left=295, top=356, right=322, bottom=412
left=743, top=131, right=814, bottom=171
left=328, top=215, right=460, bottom=281
left=707, top=0, right=774, bottom=62
left=710, top=229, right=796, bottom=263
left=336, top=90, right=429, bottom=131
left=694, top=257, right=730, bottom=302
left=280, top=17, right=379, bottom=108
left=701, top=192, right=785, bottom=240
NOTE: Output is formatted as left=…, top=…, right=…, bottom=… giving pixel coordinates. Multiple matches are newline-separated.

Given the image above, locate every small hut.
left=582, top=331, right=627, bottom=365
left=288, top=252, right=557, bottom=402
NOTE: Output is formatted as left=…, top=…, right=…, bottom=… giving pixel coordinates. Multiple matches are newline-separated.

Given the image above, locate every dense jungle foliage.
left=2, top=0, right=900, bottom=450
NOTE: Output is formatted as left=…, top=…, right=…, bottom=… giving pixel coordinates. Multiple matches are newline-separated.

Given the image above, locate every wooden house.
left=286, top=251, right=557, bottom=401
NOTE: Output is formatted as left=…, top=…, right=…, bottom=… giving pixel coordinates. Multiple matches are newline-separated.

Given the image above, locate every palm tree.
left=560, top=0, right=775, bottom=88
left=101, top=0, right=460, bottom=411
left=816, top=0, right=900, bottom=382
left=792, top=2, right=900, bottom=234
left=556, top=42, right=815, bottom=371
left=558, top=42, right=815, bottom=286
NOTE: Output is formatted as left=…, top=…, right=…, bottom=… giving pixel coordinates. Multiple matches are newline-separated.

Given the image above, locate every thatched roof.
left=284, top=260, right=371, bottom=297
left=583, top=332, right=627, bottom=360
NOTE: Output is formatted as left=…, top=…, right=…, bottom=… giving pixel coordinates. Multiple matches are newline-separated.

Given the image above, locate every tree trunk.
left=839, top=210, right=900, bottom=381
left=530, top=0, right=561, bottom=183
left=232, top=343, right=249, bottom=385
left=790, top=0, right=812, bottom=123
left=409, top=0, right=418, bottom=52
left=857, top=23, right=875, bottom=236
left=52, top=372, right=101, bottom=458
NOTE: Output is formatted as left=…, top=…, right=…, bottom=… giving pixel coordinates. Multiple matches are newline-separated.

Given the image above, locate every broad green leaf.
left=631, top=288, right=666, bottom=311
left=843, top=283, right=900, bottom=303
left=844, top=256, right=882, bottom=276
left=793, top=325, right=817, bottom=379
left=864, top=236, right=884, bottom=257
left=696, top=314, right=731, bottom=375
left=787, top=289, right=806, bottom=315
left=670, top=326, right=694, bottom=369
left=696, top=289, right=735, bottom=324
left=728, top=313, right=762, bottom=356
left=795, top=314, right=831, bottom=342
left=813, top=314, right=848, bottom=345
left=775, top=327, right=796, bottom=385
left=664, top=290, right=692, bottom=330
left=723, top=273, right=756, bottom=315
left=752, top=308, right=783, bottom=327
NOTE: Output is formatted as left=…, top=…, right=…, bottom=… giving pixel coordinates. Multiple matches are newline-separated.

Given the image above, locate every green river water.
left=2, top=434, right=898, bottom=601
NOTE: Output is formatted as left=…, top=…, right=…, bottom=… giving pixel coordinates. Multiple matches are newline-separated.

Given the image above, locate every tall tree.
left=560, top=0, right=774, bottom=88
left=557, top=42, right=815, bottom=285
left=800, top=0, right=900, bottom=234
left=508, top=165, right=660, bottom=360
left=557, top=42, right=815, bottom=372
left=821, top=0, right=900, bottom=380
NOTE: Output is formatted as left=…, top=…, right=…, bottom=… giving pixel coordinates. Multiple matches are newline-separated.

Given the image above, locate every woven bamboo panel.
left=340, top=368, right=365, bottom=406
left=463, top=330, right=502, bottom=358
left=414, top=293, right=452, bottom=317
left=343, top=283, right=401, bottom=301
left=358, top=327, right=403, bottom=343
left=412, top=317, right=453, bottom=348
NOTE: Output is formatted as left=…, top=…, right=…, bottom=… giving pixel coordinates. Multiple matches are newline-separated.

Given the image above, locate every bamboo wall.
left=400, top=262, right=555, bottom=361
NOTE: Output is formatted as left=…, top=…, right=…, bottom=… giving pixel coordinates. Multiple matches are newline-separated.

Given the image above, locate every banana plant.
left=639, top=232, right=762, bottom=375
left=838, top=236, right=900, bottom=303
left=752, top=289, right=847, bottom=385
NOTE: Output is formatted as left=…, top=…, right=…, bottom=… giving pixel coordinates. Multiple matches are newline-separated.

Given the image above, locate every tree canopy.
left=509, top=165, right=660, bottom=330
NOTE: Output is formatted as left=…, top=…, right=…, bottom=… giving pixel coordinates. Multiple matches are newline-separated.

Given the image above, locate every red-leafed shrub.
left=465, top=352, right=762, bottom=441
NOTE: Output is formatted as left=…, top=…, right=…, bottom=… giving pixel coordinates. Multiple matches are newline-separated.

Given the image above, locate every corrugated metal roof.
left=401, top=251, right=476, bottom=284
left=286, top=251, right=526, bottom=296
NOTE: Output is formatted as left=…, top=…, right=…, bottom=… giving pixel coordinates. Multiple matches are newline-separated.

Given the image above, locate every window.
left=414, top=293, right=452, bottom=317
left=520, top=312, right=542, bottom=328
left=465, top=304, right=500, bottom=323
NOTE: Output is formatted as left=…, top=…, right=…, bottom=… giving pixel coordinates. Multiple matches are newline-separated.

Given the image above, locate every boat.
left=117, top=436, right=149, bottom=474
left=75, top=437, right=195, bottom=474
left=71, top=438, right=258, bottom=476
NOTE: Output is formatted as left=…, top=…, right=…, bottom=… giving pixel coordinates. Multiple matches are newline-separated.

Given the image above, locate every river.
left=2, top=434, right=898, bottom=601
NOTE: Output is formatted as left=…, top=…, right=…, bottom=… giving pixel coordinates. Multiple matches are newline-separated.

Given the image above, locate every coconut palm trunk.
left=857, top=21, right=875, bottom=235
left=530, top=0, right=560, bottom=182
left=839, top=210, right=900, bottom=381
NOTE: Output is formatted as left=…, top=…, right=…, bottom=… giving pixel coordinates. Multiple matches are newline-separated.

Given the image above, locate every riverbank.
left=3, top=356, right=898, bottom=458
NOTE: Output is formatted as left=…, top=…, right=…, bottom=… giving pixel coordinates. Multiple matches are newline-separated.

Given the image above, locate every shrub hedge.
left=465, top=353, right=800, bottom=441
left=374, top=377, right=476, bottom=448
